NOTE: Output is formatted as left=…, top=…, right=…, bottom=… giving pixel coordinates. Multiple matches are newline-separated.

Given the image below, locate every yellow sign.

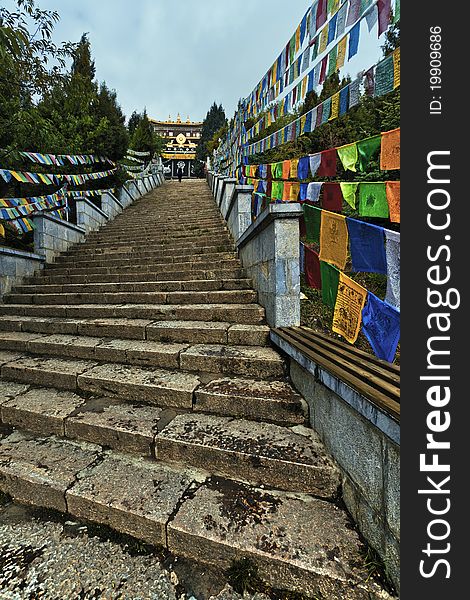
left=162, top=153, right=196, bottom=160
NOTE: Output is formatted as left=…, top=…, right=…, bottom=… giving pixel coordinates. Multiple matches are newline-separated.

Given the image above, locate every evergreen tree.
left=130, top=109, right=158, bottom=155
left=194, top=102, right=226, bottom=176
left=127, top=111, right=142, bottom=137
left=91, top=82, right=129, bottom=160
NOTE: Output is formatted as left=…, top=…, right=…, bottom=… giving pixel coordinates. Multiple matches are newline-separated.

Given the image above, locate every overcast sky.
left=8, top=0, right=386, bottom=123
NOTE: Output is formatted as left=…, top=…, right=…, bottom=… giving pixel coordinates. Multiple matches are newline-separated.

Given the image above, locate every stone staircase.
left=0, top=181, right=392, bottom=599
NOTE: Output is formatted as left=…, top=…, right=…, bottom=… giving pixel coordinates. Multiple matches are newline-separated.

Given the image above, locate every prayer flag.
left=307, top=182, right=323, bottom=202
left=330, top=92, right=340, bottom=120
left=282, top=160, right=291, bottom=180
left=283, top=182, right=292, bottom=202
left=319, top=26, right=329, bottom=54
left=327, top=46, right=338, bottom=77
left=321, top=183, right=343, bottom=211
left=317, top=148, right=337, bottom=177
left=304, top=245, right=322, bottom=289
left=385, top=229, right=400, bottom=309
left=304, top=203, right=322, bottom=243
left=300, top=183, right=309, bottom=201
left=319, top=210, right=348, bottom=270
left=393, top=48, right=400, bottom=88
left=336, top=3, right=348, bottom=36
left=380, top=128, right=400, bottom=170
left=328, top=14, right=338, bottom=45
left=336, top=37, right=347, bottom=69
left=339, top=85, right=349, bottom=115
left=320, top=261, right=340, bottom=308
left=362, top=293, right=400, bottom=362
left=348, top=23, right=360, bottom=59
left=365, top=5, right=378, bottom=31
left=346, top=0, right=361, bottom=26
left=290, top=182, right=301, bottom=201
left=336, top=142, right=358, bottom=171
left=348, top=78, right=361, bottom=107
left=347, top=218, right=387, bottom=274
left=386, top=181, right=400, bottom=223
left=364, top=67, right=375, bottom=96
left=375, top=55, right=394, bottom=96
left=290, top=158, right=300, bottom=179
left=340, top=182, right=359, bottom=208
left=321, top=98, right=331, bottom=123
left=378, top=0, right=392, bottom=36
left=316, top=0, right=328, bottom=29
left=357, top=135, right=381, bottom=171
left=298, top=156, right=310, bottom=180
left=332, top=272, right=368, bottom=343
left=358, top=183, right=389, bottom=218
left=272, top=181, right=284, bottom=200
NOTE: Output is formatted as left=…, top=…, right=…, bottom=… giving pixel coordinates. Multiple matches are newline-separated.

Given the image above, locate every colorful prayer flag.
left=357, top=135, right=382, bottom=171
left=380, top=128, right=400, bottom=170
left=358, top=183, right=389, bottom=218
left=330, top=91, right=340, bottom=120
left=348, top=22, right=360, bottom=59
left=320, top=261, right=340, bottom=308
left=361, top=292, right=400, bottom=362
left=340, top=182, right=359, bottom=209
left=384, top=228, right=400, bottom=309
left=332, top=272, right=368, bottom=343
left=304, top=203, right=322, bottom=243
left=337, top=143, right=358, bottom=172
left=386, top=181, right=400, bottom=223
left=319, top=210, right=348, bottom=270
left=375, top=55, right=394, bottom=96
left=321, top=183, right=343, bottom=212
left=317, top=148, right=337, bottom=177
left=347, top=218, right=387, bottom=274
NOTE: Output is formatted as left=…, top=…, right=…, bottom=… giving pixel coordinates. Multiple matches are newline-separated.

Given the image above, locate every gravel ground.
left=0, top=501, right=270, bottom=600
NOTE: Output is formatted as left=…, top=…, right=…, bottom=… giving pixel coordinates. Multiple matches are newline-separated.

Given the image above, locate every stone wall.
left=75, top=198, right=108, bottom=234
left=0, top=247, right=45, bottom=297
left=32, top=213, right=86, bottom=264
left=102, top=192, right=124, bottom=221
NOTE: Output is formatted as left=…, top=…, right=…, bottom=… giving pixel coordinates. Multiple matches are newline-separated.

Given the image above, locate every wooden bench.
left=271, top=326, right=400, bottom=423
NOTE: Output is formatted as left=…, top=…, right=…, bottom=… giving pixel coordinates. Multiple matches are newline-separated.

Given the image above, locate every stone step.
left=29, top=268, right=247, bottom=285
left=13, top=278, right=253, bottom=295
left=83, top=229, right=228, bottom=243
left=0, top=317, right=270, bottom=347
left=0, top=431, right=388, bottom=599
left=0, top=354, right=199, bottom=409
left=156, top=414, right=339, bottom=496
left=64, top=243, right=235, bottom=259
left=80, top=234, right=230, bottom=249
left=0, top=303, right=265, bottom=324
left=0, top=333, right=283, bottom=377
left=4, top=289, right=257, bottom=306
left=42, top=259, right=240, bottom=276
left=47, top=251, right=239, bottom=270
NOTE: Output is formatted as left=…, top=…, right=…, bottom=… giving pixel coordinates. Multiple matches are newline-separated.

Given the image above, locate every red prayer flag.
left=378, top=0, right=392, bottom=36
left=321, top=183, right=343, bottom=211
left=317, top=149, right=337, bottom=177
left=319, top=56, right=328, bottom=84
left=316, top=0, right=328, bottom=29
left=305, top=246, right=322, bottom=289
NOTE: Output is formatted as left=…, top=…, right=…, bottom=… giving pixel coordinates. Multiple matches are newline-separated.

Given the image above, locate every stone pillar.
left=219, top=178, right=237, bottom=220
left=0, top=247, right=45, bottom=299
left=225, top=185, right=254, bottom=242
left=75, top=198, right=108, bottom=234
left=33, top=213, right=86, bottom=263
left=237, top=203, right=302, bottom=328
left=102, top=192, right=124, bottom=220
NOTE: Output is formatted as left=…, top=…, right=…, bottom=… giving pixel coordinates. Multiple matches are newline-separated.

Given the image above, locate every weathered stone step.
left=156, top=414, right=339, bottom=495
left=0, top=317, right=270, bottom=346
left=65, top=242, right=235, bottom=259
left=0, top=303, right=265, bottom=324
left=29, top=268, right=247, bottom=285
left=0, top=333, right=283, bottom=377
left=47, top=251, right=238, bottom=270
left=0, top=353, right=199, bottom=408
left=80, top=234, right=230, bottom=249
left=4, top=289, right=257, bottom=307
left=0, top=431, right=389, bottom=599
left=43, top=259, right=240, bottom=276
left=13, top=278, right=253, bottom=295
left=84, top=228, right=228, bottom=243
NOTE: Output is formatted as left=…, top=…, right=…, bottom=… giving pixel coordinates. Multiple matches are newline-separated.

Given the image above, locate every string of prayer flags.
left=127, top=149, right=150, bottom=157
left=359, top=182, right=389, bottom=218
left=332, top=272, right=368, bottom=343
left=317, top=148, right=337, bottom=177
left=340, top=182, right=359, bottom=209
left=374, top=54, right=394, bottom=97
left=304, top=203, right=322, bottom=243
left=384, top=228, right=400, bottom=309
left=380, top=127, right=400, bottom=170
left=385, top=181, right=400, bottom=222
left=19, top=151, right=114, bottom=167
left=321, top=182, right=343, bottom=211
left=346, top=218, right=387, bottom=274
left=320, top=260, right=340, bottom=309
left=319, top=210, right=348, bottom=270
left=361, top=292, right=400, bottom=362
left=304, top=245, right=322, bottom=288
left=357, top=135, right=382, bottom=171
left=337, top=142, right=358, bottom=172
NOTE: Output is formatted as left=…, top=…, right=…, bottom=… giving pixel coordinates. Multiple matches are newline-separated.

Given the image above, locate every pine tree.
left=194, top=102, right=226, bottom=176
left=130, top=109, right=157, bottom=155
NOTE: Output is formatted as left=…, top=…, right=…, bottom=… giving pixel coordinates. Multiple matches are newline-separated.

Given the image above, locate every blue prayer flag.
left=348, top=22, right=360, bottom=59
left=339, top=86, right=349, bottom=115
left=347, top=218, right=387, bottom=274
left=362, top=293, right=400, bottom=362
left=298, top=156, right=310, bottom=180
left=327, top=14, right=338, bottom=45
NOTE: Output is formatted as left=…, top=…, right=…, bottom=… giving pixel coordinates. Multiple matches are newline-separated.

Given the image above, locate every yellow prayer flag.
left=290, top=158, right=299, bottom=179
left=319, top=27, right=329, bottom=54
left=0, top=223, right=4, bottom=237
left=380, top=128, right=400, bottom=170
left=301, top=75, right=308, bottom=100
left=332, top=272, right=368, bottom=344
left=329, top=92, right=340, bottom=120
left=336, top=37, right=347, bottom=70
left=319, top=210, right=348, bottom=270
left=300, top=114, right=307, bottom=134
left=295, top=24, right=301, bottom=52
left=289, top=182, right=301, bottom=201
left=393, top=48, right=400, bottom=89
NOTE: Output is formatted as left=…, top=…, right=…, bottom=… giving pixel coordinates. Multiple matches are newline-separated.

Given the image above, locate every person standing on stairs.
left=177, top=167, right=183, bottom=182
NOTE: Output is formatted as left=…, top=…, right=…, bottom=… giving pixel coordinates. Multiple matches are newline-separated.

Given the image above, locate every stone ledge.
left=32, top=213, right=86, bottom=235
left=75, top=198, right=109, bottom=221
left=225, top=184, right=254, bottom=223
left=237, top=203, right=303, bottom=250
left=0, top=247, right=45, bottom=262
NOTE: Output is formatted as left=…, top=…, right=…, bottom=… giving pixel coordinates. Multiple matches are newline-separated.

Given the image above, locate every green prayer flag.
left=272, top=162, right=283, bottom=179
left=321, top=98, right=331, bottom=124
left=337, top=143, right=358, bottom=172
left=272, top=181, right=284, bottom=201
left=375, top=55, right=394, bottom=97
left=327, top=46, right=338, bottom=78
left=357, top=135, right=381, bottom=171
left=340, top=182, right=359, bottom=208
left=320, top=261, right=340, bottom=309
left=394, top=0, right=400, bottom=22
left=358, top=183, right=390, bottom=218
left=303, top=204, right=321, bottom=243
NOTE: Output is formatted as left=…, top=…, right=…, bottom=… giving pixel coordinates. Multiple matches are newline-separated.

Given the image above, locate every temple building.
left=149, top=114, right=203, bottom=178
